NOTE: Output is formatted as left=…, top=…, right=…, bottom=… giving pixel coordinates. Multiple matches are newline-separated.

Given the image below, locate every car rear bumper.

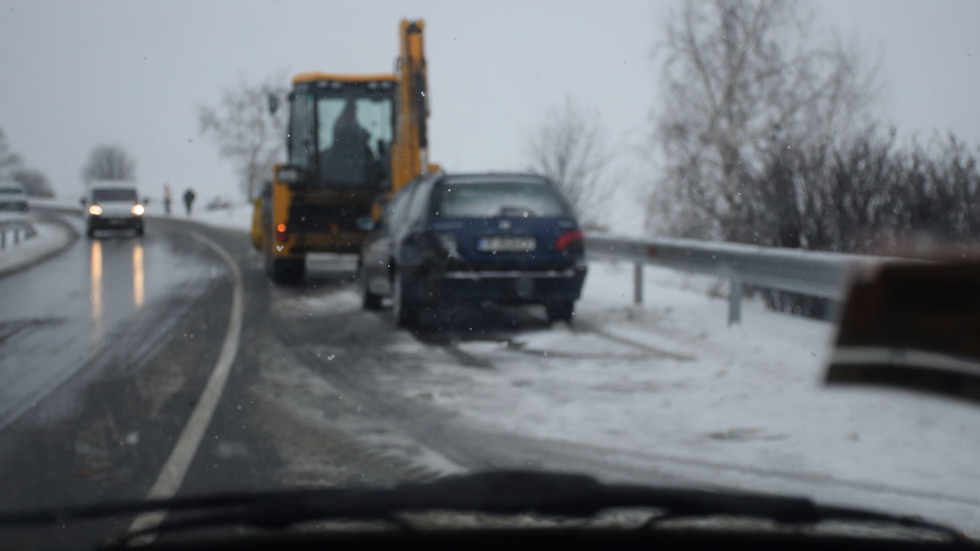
left=406, top=266, right=587, bottom=305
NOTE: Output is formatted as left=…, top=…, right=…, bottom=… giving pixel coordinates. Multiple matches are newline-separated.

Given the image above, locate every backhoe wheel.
left=268, top=256, right=305, bottom=285
left=359, top=261, right=382, bottom=310
left=391, top=270, right=418, bottom=328
left=546, top=300, right=575, bottom=325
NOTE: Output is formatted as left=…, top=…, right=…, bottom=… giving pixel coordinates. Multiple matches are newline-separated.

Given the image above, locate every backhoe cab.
left=254, top=19, right=433, bottom=284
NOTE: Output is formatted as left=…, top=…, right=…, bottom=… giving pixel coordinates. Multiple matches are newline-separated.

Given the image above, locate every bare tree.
left=0, top=127, right=23, bottom=181
left=11, top=168, right=54, bottom=197
left=650, top=0, right=878, bottom=238
left=526, top=96, right=613, bottom=227
left=82, top=145, right=136, bottom=183
left=199, top=74, right=288, bottom=200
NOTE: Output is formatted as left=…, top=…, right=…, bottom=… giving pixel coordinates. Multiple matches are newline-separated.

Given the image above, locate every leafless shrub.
left=82, top=144, right=136, bottom=183
left=199, top=75, right=288, bottom=200
left=526, top=96, right=613, bottom=227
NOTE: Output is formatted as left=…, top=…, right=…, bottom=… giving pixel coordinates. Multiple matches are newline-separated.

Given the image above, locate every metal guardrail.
left=585, top=235, right=877, bottom=325
left=0, top=219, right=37, bottom=251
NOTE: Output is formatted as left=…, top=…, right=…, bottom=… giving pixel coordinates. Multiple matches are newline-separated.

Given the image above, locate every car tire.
left=546, top=300, right=575, bottom=325
left=86, top=224, right=96, bottom=238
left=359, top=260, right=383, bottom=310
left=391, top=270, right=418, bottom=328
left=135, top=224, right=144, bottom=237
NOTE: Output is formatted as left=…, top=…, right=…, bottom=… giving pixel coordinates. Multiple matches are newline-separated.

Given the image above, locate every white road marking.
left=127, top=231, right=244, bottom=540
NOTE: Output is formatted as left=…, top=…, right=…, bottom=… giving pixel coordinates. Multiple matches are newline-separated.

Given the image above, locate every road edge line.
left=127, top=231, right=244, bottom=539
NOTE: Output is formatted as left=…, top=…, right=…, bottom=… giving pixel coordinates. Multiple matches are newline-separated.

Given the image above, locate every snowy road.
left=0, top=208, right=978, bottom=549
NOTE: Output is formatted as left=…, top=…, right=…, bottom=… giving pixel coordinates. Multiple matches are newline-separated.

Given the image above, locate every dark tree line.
left=722, top=129, right=980, bottom=316
left=0, top=126, right=55, bottom=197
left=727, top=129, right=980, bottom=255
left=646, top=0, right=980, bottom=317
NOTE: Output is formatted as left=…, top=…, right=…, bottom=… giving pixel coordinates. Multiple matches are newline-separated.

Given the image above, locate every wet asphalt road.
left=0, top=215, right=220, bottom=430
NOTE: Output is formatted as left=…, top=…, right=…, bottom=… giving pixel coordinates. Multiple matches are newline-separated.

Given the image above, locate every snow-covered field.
left=289, top=259, right=978, bottom=532
left=11, top=199, right=980, bottom=533
left=0, top=211, right=73, bottom=274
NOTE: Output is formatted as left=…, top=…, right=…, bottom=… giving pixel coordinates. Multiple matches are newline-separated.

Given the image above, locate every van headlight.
left=132, top=204, right=145, bottom=216
left=88, top=205, right=103, bottom=216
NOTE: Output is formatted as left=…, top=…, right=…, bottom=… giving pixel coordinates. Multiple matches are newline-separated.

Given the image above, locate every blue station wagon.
left=358, top=172, right=588, bottom=327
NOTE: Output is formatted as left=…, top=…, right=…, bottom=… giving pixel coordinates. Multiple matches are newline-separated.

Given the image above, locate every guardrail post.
left=633, top=262, right=644, bottom=305
left=728, top=278, right=742, bottom=326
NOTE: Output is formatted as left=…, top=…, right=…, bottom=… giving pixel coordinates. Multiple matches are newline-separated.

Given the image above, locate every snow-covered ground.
left=0, top=211, right=74, bottom=275
left=282, top=259, right=978, bottom=532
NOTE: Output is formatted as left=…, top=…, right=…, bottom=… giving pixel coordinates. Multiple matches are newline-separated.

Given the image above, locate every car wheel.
left=86, top=225, right=96, bottom=238
left=135, top=225, right=144, bottom=237
left=546, top=300, right=575, bottom=325
left=391, top=270, right=418, bottom=328
left=359, top=261, right=382, bottom=310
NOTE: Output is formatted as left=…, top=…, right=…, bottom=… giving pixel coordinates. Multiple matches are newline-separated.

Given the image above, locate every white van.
left=83, top=181, right=145, bottom=237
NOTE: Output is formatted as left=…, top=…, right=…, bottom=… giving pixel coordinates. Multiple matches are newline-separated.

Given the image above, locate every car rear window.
left=433, top=181, right=571, bottom=218
left=92, top=189, right=137, bottom=202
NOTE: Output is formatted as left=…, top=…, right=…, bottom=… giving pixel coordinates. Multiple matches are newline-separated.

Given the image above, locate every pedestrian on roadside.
left=183, top=188, right=196, bottom=216
left=163, top=183, right=172, bottom=216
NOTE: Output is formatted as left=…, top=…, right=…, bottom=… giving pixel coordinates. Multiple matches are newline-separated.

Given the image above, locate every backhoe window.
left=316, top=94, right=393, bottom=187
left=288, top=93, right=315, bottom=169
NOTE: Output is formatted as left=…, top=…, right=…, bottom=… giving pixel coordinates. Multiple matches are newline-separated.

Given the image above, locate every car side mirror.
left=142, top=197, right=151, bottom=205
left=80, top=198, right=87, bottom=206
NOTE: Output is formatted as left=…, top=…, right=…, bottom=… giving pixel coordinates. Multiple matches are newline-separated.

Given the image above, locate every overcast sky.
left=1, top=0, right=978, bottom=229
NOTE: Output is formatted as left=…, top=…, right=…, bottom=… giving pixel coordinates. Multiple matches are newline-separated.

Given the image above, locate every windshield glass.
left=1, top=1, right=979, bottom=548
left=316, top=93, right=393, bottom=187
left=92, top=188, right=137, bottom=202
left=434, top=181, right=571, bottom=218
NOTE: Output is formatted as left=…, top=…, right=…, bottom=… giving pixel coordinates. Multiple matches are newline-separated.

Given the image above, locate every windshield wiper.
left=0, top=471, right=969, bottom=545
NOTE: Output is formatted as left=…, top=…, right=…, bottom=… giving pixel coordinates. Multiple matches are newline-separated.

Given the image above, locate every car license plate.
left=478, top=236, right=536, bottom=252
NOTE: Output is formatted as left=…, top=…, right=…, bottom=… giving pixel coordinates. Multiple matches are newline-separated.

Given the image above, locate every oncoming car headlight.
left=88, top=204, right=103, bottom=216
left=131, top=204, right=145, bottom=216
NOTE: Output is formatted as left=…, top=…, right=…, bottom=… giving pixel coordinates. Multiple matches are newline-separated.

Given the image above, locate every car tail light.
left=434, top=233, right=461, bottom=259
left=555, top=230, right=584, bottom=253
left=276, top=223, right=288, bottom=242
